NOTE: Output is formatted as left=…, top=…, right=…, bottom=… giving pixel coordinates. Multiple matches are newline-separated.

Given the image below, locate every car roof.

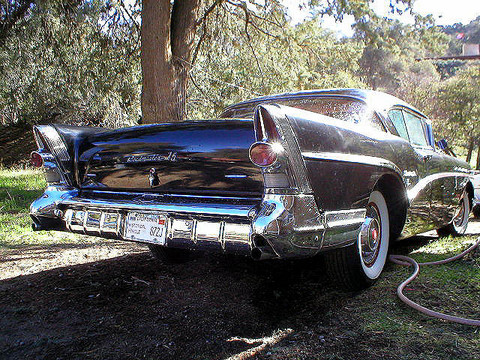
left=222, top=88, right=426, bottom=118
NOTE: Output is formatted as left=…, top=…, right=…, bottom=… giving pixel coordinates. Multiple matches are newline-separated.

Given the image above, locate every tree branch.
left=191, top=25, right=207, bottom=65
left=223, top=2, right=264, bottom=85
left=225, top=0, right=282, bottom=27
left=195, top=0, right=223, bottom=27
left=119, top=0, right=140, bottom=34
left=189, top=73, right=222, bottom=108
left=0, top=0, right=35, bottom=46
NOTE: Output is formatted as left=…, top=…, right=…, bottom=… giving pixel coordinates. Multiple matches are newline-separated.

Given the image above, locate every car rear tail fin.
left=250, top=104, right=312, bottom=194
left=32, top=125, right=73, bottom=186
left=254, top=106, right=280, bottom=142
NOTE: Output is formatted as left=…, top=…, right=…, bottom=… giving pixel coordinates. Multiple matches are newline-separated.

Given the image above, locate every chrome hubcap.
left=360, top=204, right=382, bottom=267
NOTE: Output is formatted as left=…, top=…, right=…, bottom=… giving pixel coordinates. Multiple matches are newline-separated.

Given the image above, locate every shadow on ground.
left=0, top=250, right=354, bottom=360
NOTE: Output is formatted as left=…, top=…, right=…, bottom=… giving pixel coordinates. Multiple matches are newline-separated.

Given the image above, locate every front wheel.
left=437, top=192, right=470, bottom=237
left=325, top=190, right=390, bottom=291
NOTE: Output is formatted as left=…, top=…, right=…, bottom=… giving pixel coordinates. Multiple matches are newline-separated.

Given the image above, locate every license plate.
left=124, top=212, right=167, bottom=245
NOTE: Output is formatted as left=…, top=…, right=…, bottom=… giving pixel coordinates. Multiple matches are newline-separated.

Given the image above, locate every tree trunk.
left=476, top=143, right=480, bottom=170
left=171, top=0, right=200, bottom=121
left=466, top=136, right=474, bottom=163
left=140, top=0, right=201, bottom=124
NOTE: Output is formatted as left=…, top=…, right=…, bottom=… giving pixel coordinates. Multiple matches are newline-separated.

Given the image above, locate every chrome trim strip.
left=224, top=174, right=248, bottom=179
left=60, top=197, right=256, bottom=218
left=302, top=151, right=401, bottom=175
left=324, top=209, right=367, bottom=229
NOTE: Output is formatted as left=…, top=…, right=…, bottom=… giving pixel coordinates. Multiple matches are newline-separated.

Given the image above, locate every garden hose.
left=389, top=237, right=480, bottom=326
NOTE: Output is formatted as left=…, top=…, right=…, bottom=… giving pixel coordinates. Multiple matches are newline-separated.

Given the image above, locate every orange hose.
left=389, top=238, right=480, bottom=326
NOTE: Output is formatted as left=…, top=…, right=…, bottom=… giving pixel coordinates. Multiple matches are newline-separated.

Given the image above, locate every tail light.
left=249, top=142, right=278, bottom=167
left=251, top=106, right=284, bottom=168
left=30, top=152, right=43, bottom=168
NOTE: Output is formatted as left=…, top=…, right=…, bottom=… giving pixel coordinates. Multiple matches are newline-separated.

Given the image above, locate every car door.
left=401, top=109, right=453, bottom=227
left=387, top=108, right=434, bottom=235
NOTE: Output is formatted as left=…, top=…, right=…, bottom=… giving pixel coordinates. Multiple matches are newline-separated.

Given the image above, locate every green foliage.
left=0, top=0, right=141, bottom=127
left=187, top=6, right=365, bottom=119
left=432, top=64, right=480, bottom=149
left=310, top=0, right=414, bottom=22
left=354, top=15, right=448, bottom=93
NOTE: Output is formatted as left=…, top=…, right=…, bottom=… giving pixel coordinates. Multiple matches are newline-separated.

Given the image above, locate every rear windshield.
left=221, top=97, right=385, bottom=131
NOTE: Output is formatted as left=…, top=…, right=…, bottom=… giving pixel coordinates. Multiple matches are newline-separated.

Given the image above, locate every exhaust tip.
left=251, top=235, right=278, bottom=260
left=32, top=221, right=42, bottom=231
left=30, top=215, right=63, bottom=232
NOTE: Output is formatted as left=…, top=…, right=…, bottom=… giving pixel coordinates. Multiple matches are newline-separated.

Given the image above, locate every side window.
left=424, top=120, right=435, bottom=147
left=403, top=111, right=428, bottom=147
left=388, top=109, right=409, bottom=141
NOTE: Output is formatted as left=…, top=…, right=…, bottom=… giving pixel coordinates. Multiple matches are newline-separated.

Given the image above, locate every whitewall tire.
left=325, top=190, right=390, bottom=290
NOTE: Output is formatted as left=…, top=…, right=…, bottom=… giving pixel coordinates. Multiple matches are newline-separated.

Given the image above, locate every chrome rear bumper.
left=30, top=186, right=366, bottom=259
left=63, top=207, right=252, bottom=255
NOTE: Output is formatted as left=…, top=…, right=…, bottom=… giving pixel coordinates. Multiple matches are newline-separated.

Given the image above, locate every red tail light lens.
left=249, top=143, right=277, bottom=167
left=30, top=152, right=43, bottom=168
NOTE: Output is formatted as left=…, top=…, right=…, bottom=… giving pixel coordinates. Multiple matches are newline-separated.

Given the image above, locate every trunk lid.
left=77, top=120, right=263, bottom=196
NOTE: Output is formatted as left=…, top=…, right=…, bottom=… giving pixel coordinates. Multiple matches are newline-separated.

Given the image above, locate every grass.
left=353, top=235, right=480, bottom=359
left=0, top=168, right=93, bottom=247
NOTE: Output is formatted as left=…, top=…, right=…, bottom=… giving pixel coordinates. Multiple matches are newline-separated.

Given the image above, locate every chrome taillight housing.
left=250, top=106, right=284, bottom=168
left=249, top=104, right=313, bottom=193
left=254, top=106, right=280, bottom=142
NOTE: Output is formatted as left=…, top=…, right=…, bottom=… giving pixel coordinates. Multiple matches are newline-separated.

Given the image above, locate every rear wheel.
left=148, top=245, right=192, bottom=264
left=325, top=190, right=390, bottom=291
left=437, top=192, right=470, bottom=237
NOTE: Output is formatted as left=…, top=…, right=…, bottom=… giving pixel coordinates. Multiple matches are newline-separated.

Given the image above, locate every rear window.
left=222, top=97, right=385, bottom=131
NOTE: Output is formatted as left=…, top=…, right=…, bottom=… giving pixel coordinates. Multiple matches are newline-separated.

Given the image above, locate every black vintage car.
left=30, top=89, right=473, bottom=290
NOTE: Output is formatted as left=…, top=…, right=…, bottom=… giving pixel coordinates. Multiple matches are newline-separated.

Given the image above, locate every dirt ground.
left=1, top=231, right=479, bottom=360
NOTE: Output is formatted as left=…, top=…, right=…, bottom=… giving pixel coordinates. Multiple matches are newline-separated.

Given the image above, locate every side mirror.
left=436, top=139, right=456, bottom=157
left=436, top=139, right=448, bottom=150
